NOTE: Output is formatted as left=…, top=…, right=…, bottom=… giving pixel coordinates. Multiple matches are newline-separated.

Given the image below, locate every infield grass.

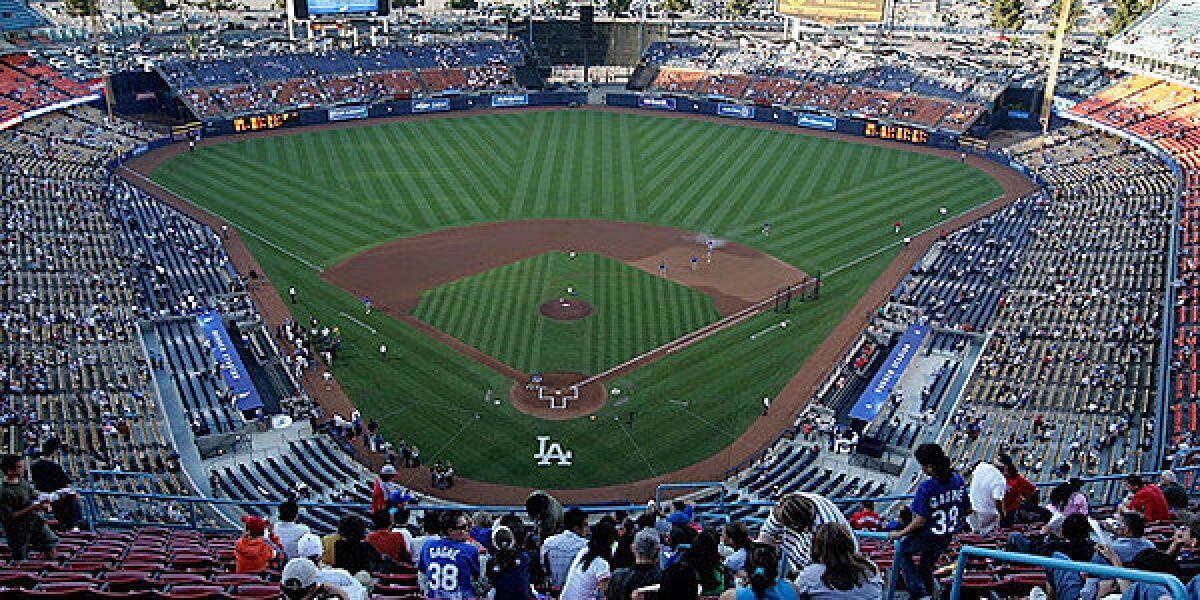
left=150, top=110, right=1004, bottom=488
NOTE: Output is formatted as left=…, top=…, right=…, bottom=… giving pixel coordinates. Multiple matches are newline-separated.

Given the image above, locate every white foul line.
left=339, top=312, right=378, bottom=335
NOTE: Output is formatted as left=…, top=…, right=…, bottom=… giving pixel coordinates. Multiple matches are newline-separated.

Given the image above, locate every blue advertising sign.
left=412, top=98, right=451, bottom=114
left=848, top=324, right=930, bottom=423
left=639, top=96, right=676, bottom=110
left=306, top=0, right=377, bottom=15
left=196, top=310, right=264, bottom=414
left=717, top=103, right=755, bottom=119
left=796, top=112, right=836, bottom=131
left=328, top=105, right=368, bottom=122
left=491, top=94, right=529, bottom=108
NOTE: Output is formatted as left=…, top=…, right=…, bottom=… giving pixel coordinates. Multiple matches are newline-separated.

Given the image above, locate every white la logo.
left=534, top=436, right=573, bottom=467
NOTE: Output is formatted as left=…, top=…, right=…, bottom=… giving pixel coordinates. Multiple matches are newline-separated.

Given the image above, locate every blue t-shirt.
left=419, top=538, right=481, bottom=599
left=911, top=473, right=969, bottom=539
left=487, top=551, right=534, bottom=600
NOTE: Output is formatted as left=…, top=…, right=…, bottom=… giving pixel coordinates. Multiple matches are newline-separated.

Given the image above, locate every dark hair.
left=668, top=525, right=696, bottom=550
left=1126, top=475, right=1146, bottom=489
left=811, top=523, right=877, bottom=591
left=773, top=494, right=817, bottom=531
left=859, top=500, right=875, bottom=511
left=440, top=510, right=467, bottom=533
left=657, top=562, right=699, bottom=600
left=746, top=543, right=781, bottom=598
left=279, top=499, right=299, bottom=523
left=724, top=522, right=752, bottom=552
left=564, top=508, right=588, bottom=532
left=915, top=443, right=954, bottom=483
left=371, top=509, right=393, bottom=531
left=525, top=493, right=549, bottom=517
left=1131, top=548, right=1178, bottom=576
left=490, top=525, right=524, bottom=573
left=636, top=512, right=657, bottom=530
left=338, top=514, right=368, bottom=543
left=1120, top=511, right=1146, bottom=538
left=581, top=522, right=616, bottom=572
left=1060, top=514, right=1091, bottom=543
left=684, top=529, right=722, bottom=591
left=997, top=454, right=1018, bottom=478
left=0, top=454, right=21, bottom=473
left=422, top=511, right=443, bottom=535
left=1049, top=479, right=1083, bottom=510
left=40, top=438, right=60, bottom=455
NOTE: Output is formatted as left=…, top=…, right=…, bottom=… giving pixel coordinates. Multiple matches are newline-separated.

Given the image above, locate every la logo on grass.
left=535, top=436, right=573, bottom=467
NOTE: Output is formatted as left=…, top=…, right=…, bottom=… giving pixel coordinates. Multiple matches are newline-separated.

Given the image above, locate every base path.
left=121, top=105, right=1037, bottom=505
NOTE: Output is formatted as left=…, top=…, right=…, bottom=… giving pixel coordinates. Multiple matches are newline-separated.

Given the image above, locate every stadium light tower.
left=1039, top=0, right=1075, bottom=134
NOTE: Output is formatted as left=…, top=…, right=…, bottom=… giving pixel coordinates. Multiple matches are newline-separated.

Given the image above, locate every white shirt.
left=969, top=463, right=1006, bottom=517
left=559, top=548, right=610, bottom=600
left=274, top=521, right=311, bottom=559
left=316, top=565, right=366, bottom=600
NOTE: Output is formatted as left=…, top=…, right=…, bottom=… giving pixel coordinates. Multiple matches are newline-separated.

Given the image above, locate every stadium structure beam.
left=1039, top=0, right=1074, bottom=134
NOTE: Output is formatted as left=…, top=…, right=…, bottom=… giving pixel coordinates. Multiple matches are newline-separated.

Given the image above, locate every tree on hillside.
left=989, top=0, right=1025, bottom=33
left=64, top=0, right=99, bottom=17
left=728, top=0, right=754, bottom=17
left=607, top=0, right=631, bottom=16
left=132, top=0, right=168, bottom=14
left=661, top=0, right=691, bottom=13
left=1106, top=0, right=1148, bottom=36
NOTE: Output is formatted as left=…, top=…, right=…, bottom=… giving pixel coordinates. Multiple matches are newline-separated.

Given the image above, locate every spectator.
left=1159, top=471, right=1189, bottom=511
left=793, top=523, right=882, bottom=599
left=29, top=438, right=79, bottom=531
left=470, top=511, right=493, bottom=550
left=967, top=460, right=1006, bottom=533
left=543, top=508, right=589, bottom=590
left=526, top=489, right=564, bottom=540
left=281, top=557, right=352, bottom=600
left=1039, top=515, right=1100, bottom=600
left=561, top=521, right=616, bottom=600
left=1121, top=475, right=1171, bottom=522
left=1007, top=513, right=1094, bottom=562
left=655, top=561, right=700, bottom=600
left=757, top=492, right=855, bottom=577
left=0, top=454, right=57, bottom=560
left=608, top=529, right=662, bottom=600
left=849, top=501, right=882, bottom=532
left=366, top=509, right=411, bottom=565
left=722, top=522, right=753, bottom=576
left=1093, top=546, right=1179, bottom=599
left=235, top=515, right=279, bottom=574
left=418, top=510, right=482, bottom=599
left=997, top=454, right=1039, bottom=526
left=411, top=511, right=443, bottom=560
left=296, top=533, right=367, bottom=600
left=1043, top=479, right=1088, bottom=537
left=1079, top=511, right=1156, bottom=600
left=486, top=524, right=535, bottom=600
left=888, top=443, right=969, bottom=600
left=685, top=528, right=726, bottom=595
left=275, top=497, right=312, bottom=560
left=333, top=514, right=383, bottom=575
left=612, top=518, right=637, bottom=570
left=718, top=543, right=794, bottom=600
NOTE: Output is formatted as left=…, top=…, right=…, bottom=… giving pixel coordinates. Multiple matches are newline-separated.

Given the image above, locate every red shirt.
left=1130, top=484, right=1172, bottom=522
left=850, top=510, right=882, bottom=531
left=1002, top=475, right=1037, bottom=514
left=366, top=529, right=410, bottom=564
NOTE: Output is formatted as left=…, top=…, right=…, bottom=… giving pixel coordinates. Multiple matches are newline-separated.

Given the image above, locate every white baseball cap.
left=381, top=464, right=397, bottom=476
left=282, top=557, right=318, bottom=590
left=296, top=533, right=323, bottom=559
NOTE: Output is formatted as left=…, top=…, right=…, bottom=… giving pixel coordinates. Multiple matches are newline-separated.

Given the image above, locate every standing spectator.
left=235, top=515, right=279, bottom=574
left=526, top=489, right=564, bottom=541
left=543, top=508, right=589, bottom=590
left=967, top=460, right=1006, bottom=534
left=1121, top=475, right=1172, bottom=522
left=561, top=522, right=616, bottom=600
left=756, top=492, right=855, bottom=577
left=607, top=529, right=662, bottom=600
left=888, top=443, right=969, bottom=600
left=486, top=525, right=535, bottom=600
left=29, top=438, right=79, bottom=531
left=0, top=454, right=57, bottom=560
left=366, top=509, right=411, bottom=565
left=275, top=497, right=312, bottom=560
left=997, top=454, right=1038, bottom=526
left=295, top=534, right=366, bottom=600
left=410, top=511, right=443, bottom=561
left=686, top=529, right=727, bottom=595
left=849, top=501, right=882, bottom=532
left=793, top=523, right=882, bottom=599
left=418, top=510, right=481, bottom=599
left=1159, top=471, right=1189, bottom=511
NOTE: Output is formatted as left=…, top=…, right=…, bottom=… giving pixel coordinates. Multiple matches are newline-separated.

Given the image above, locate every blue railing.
left=949, top=546, right=1190, bottom=600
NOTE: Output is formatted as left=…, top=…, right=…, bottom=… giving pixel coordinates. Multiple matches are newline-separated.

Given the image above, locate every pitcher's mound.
left=540, top=298, right=592, bottom=321
left=510, top=372, right=606, bottom=420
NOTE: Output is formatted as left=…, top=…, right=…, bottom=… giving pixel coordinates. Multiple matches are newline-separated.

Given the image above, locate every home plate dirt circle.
left=510, top=372, right=606, bottom=420
left=539, top=298, right=592, bottom=321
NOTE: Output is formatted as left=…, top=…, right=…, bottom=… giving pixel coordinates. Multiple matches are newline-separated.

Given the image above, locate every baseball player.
left=363, top=295, right=372, bottom=315
left=893, top=221, right=903, bottom=234
left=288, top=286, right=296, bottom=304
left=706, top=240, right=714, bottom=263
left=659, top=261, right=667, bottom=277
left=761, top=222, right=771, bottom=237
left=690, top=256, right=698, bottom=271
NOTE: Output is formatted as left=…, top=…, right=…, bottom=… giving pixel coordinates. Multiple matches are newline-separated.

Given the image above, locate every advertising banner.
left=196, top=311, right=264, bottom=414
left=412, top=98, right=451, bottom=114
left=717, top=103, right=755, bottom=119
left=796, top=112, right=837, bottom=131
left=491, top=94, right=530, bottom=107
left=639, top=96, right=677, bottom=110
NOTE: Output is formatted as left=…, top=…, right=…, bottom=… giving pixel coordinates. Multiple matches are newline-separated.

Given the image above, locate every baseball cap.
left=380, top=464, right=397, bottom=476
left=296, top=533, right=323, bottom=559
left=241, top=515, right=268, bottom=536
left=666, top=511, right=690, bottom=527
left=281, top=558, right=318, bottom=591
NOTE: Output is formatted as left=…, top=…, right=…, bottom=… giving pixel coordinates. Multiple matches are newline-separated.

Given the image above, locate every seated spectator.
left=756, top=492, right=855, bottom=577
left=1007, top=513, right=1094, bottom=562
left=282, top=557, right=352, bottom=600
left=333, top=514, right=383, bottom=575
left=418, top=510, right=482, bottom=599
left=275, top=497, right=311, bottom=560
left=1080, top=511, right=1156, bottom=600
left=849, top=501, right=883, bottom=531
left=296, top=533, right=366, bottom=600
left=718, top=543, right=795, bottom=600
left=561, top=521, right=616, bottom=600
left=1159, top=471, right=1189, bottom=512
left=543, top=508, right=589, bottom=590
left=487, top=524, right=535, bottom=600
left=1093, top=546, right=1179, bottom=599
left=1043, top=479, right=1088, bottom=537
left=366, top=509, right=411, bottom=565
left=654, top=561, right=700, bottom=600
left=998, top=454, right=1041, bottom=526
left=608, top=529, right=663, bottom=600
left=684, top=528, right=726, bottom=595
left=0, top=454, right=57, bottom=560
left=1121, top=475, right=1172, bottom=522
left=793, top=523, right=882, bottom=599
left=235, top=515, right=279, bottom=574
left=722, top=522, right=753, bottom=576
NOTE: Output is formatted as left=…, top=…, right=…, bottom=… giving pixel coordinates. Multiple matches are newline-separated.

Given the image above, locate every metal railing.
left=949, top=546, right=1190, bottom=600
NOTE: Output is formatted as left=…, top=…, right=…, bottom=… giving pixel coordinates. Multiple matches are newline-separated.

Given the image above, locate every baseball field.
left=146, top=109, right=1006, bottom=492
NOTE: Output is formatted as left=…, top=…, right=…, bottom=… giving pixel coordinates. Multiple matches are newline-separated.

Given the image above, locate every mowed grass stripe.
left=376, top=125, right=444, bottom=229
left=685, top=132, right=788, bottom=230
left=651, top=126, right=755, bottom=222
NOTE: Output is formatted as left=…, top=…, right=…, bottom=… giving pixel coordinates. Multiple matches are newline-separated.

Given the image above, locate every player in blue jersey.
left=419, top=511, right=482, bottom=599
left=888, top=443, right=968, bottom=600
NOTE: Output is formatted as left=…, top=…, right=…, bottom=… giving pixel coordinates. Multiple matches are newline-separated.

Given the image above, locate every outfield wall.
left=605, top=92, right=963, bottom=150
left=196, top=91, right=588, bottom=137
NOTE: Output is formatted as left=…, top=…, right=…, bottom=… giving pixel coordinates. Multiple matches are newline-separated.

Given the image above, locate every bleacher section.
left=0, top=53, right=97, bottom=130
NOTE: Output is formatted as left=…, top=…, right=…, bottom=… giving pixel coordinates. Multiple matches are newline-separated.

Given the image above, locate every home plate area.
left=509, top=371, right=606, bottom=420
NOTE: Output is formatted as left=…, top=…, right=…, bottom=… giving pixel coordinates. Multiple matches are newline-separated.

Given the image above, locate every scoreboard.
left=863, top=122, right=930, bottom=144
left=232, top=112, right=299, bottom=133
left=776, top=0, right=886, bottom=23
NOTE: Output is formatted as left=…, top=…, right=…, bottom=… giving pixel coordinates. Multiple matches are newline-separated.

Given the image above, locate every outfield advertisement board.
left=717, top=103, right=755, bottom=119
left=796, top=113, right=836, bottom=131
left=412, top=99, right=451, bottom=114
left=305, top=0, right=377, bottom=15
left=639, top=96, right=676, bottom=110
left=777, top=0, right=886, bottom=22
left=491, top=94, right=530, bottom=108
left=328, top=105, right=369, bottom=122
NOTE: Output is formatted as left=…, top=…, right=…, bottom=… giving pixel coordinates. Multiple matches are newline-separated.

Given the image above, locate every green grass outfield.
left=412, top=251, right=721, bottom=375
left=150, top=110, right=1003, bottom=489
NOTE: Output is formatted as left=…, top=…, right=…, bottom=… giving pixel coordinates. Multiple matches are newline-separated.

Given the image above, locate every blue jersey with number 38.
left=419, top=538, right=480, bottom=599
left=912, top=473, right=969, bottom=540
